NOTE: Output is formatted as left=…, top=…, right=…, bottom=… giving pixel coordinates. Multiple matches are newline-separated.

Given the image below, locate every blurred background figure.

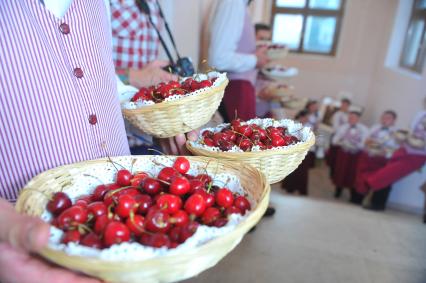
left=352, top=110, right=399, bottom=204
left=331, top=111, right=368, bottom=199
left=208, top=0, right=269, bottom=122
left=358, top=108, right=426, bottom=211
left=305, top=100, right=320, bottom=131
left=281, top=109, right=315, bottom=195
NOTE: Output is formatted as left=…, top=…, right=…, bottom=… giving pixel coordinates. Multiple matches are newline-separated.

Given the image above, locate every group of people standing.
left=283, top=97, right=426, bottom=217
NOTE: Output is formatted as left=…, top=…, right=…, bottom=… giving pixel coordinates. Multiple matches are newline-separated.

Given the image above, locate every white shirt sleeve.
left=208, top=0, right=257, bottom=73
left=358, top=124, right=369, bottom=149
left=332, top=124, right=347, bottom=145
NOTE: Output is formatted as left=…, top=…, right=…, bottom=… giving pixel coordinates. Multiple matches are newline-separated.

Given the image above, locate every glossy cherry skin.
left=233, top=196, right=251, bottom=215
left=144, top=208, right=171, bottom=233
left=125, top=214, right=145, bottom=236
left=134, top=194, right=153, bottom=215
left=142, top=178, right=162, bottom=195
left=173, top=157, right=190, bottom=174
left=81, top=232, right=103, bottom=249
left=158, top=167, right=180, bottom=183
left=184, top=194, right=206, bottom=216
left=87, top=201, right=107, bottom=219
left=57, top=205, right=88, bottom=230
left=116, top=169, right=133, bottom=187
left=47, top=192, right=72, bottom=215
left=156, top=194, right=182, bottom=214
left=103, top=221, right=131, bottom=247
left=61, top=230, right=81, bottom=244
left=170, top=210, right=189, bottom=227
left=169, top=176, right=191, bottom=196
left=115, top=194, right=138, bottom=218
left=215, top=188, right=234, bottom=208
left=201, top=207, right=221, bottom=225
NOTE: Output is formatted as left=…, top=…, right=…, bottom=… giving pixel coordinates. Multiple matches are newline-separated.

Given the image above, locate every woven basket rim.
left=122, top=78, right=229, bottom=114
left=16, top=155, right=270, bottom=270
left=186, top=133, right=315, bottom=158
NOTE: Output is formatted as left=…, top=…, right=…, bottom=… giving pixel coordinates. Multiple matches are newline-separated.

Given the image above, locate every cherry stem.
left=148, top=148, right=166, bottom=156
left=83, top=174, right=103, bottom=185
left=77, top=223, right=93, bottom=234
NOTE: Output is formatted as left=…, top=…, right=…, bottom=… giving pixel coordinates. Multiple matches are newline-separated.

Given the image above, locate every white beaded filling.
left=41, top=156, right=251, bottom=261
left=189, top=118, right=314, bottom=153
left=121, top=72, right=227, bottom=109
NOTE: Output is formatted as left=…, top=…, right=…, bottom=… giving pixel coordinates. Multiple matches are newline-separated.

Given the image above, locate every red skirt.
left=366, top=148, right=426, bottom=191
left=354, top=152, right=388, bottom=194
left=222, top=80, right=256, bottom=121
left=332, top=148, right=361, bottom=188
left=325, top=145, right=339, bottom=171
left=282, top=152, right=315, bottom=195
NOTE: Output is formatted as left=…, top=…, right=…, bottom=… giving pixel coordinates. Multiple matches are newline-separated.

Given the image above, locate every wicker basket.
left=15, top=155, right=269, bottom=283
left=122, top=79, right=229, bottom=138
left=187, top=135, right=315, bottom=184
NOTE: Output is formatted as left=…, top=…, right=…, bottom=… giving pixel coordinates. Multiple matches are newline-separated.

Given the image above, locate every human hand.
left=255, top=46, right=270, bottom=69
left=0, top=198, right=101, bottom=283
left=128, top=60, right=179, bottom=88
left=157, top=130, right=199, bottom=156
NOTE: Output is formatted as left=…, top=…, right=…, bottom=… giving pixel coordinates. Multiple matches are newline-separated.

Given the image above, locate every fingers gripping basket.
left=186, top=121, right=316, bottom=184
left=15, top=156, right=270, bottom=283
left=122, top=78, right=229, bottom=138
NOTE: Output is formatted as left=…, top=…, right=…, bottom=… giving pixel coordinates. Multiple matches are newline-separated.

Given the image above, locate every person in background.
left=111, top=0, right=178, bottom=152
left=0, top=2, right=193, bottom=282
left=305, top=100, right=320, bottom=131
left=331, top=98, right=351, bottom=131
left=208, top=0, right=270, bottom=122
left=421, top=182, right=426, bottom=223
left=331, top=111, right=369, bottom=199
left=281, top=110, right=315, bottom=195
left=253, top=23, right=282, bottom=118
left=352, top=110, right=398, bottom=204
left=110, top=0, right=176, bottom=88
left=357, top=108, right=426, bottom=211
left=325, top=98, right=352, bottom=177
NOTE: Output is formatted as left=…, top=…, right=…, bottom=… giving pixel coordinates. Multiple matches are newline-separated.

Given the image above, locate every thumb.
left=0, top=198, right=50, bottom=252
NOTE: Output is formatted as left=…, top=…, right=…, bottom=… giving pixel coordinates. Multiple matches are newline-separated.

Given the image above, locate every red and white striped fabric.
left=0, top=0, right=130, bottom=202
left=111, top=0, right=161, bottom=70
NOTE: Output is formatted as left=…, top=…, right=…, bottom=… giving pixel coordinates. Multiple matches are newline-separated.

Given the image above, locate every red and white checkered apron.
left=111, top=0, right=161, bottom=70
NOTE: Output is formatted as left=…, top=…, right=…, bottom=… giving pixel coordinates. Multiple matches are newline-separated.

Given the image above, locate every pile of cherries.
left=131, top=77, right=216, bottom=103
left=46, top=157, right=251, bottom=250
left=200, top=118, right=300, bottom=152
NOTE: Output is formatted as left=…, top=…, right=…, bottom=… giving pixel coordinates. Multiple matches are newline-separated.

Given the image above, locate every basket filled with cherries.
left=15, top=155, right=269, bottom=283
left=121, top=72, right=228, bottom=138
left=187, top=118, right=315, bottom=184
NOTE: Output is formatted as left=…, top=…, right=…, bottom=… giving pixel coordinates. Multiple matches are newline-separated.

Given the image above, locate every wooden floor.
left=184, top=163, right=426, bottom=283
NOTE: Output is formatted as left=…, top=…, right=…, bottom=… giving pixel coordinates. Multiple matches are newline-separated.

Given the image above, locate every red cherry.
left=230, top=119, right=242, bottom=129
left=236, top=125, right=253, bottom=137
left=239, top=139, right=252, bottom=152
left=131, top=88, right=152, bottom=102
left=170, top=210, right=189, bottom=227
left=193, top=189, right=215, bottom=208
left=92, top=184, right=111, bottom=202
left=116, top=169, right=132, bottom=187
left=168, top=226, right=182, bottom=243
left=134, top=194, right=153, bottom=215
left=57, top=205, right=88, bottom=230
left=234, top=196, right=251, bottom=215
left=61, top=230, right=81, bottom=244
left=189, top=179, right=204, bottom=194
left=272, top=136, right=285, bottom=147
left=87, top=201, right=107, bottom=219
left=47, top=192, right=72, bottom=215
left=203, top=137, right=215, bottom=146
left=202, top=130, right=214, bottom=138
left=158, top=167, right=180, bottom=183
left=184, top=194, right=206, bottom=216
left=179, top=221, right=199, bottom=243
left=225, top=206, right=242, bottom=216
left=103, top=221, right=131, bottom=247
left=213, top=218, right=228, bottom=227
left=145, top=208, right=171, bottom=233
left=81, top=232, right=103, bottom=249
left=169, top=176, right=191, bottom=196
left=115, top=194, right=138, bottom=218
left=75, top=195, right=91, bottom=208
left=148, top=233, right=172, bottom=248
left=194, top=174, right=212, bottom=185
left=198, top=80, right=213, bottom=88
left=94, top=215, right=110, bottom=235
left=201, top=207, right=221, bottom=225
left=173, top=157, right=190, bottom=174
left=156, top=194, right=183, bottom=214
left=143, top=178, right=162, bottom=195
left=126, top=215, right=145, bottom=236
left=168, top=80, right=181, bottom=89
left=215, top=188, right=234, bottom=208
